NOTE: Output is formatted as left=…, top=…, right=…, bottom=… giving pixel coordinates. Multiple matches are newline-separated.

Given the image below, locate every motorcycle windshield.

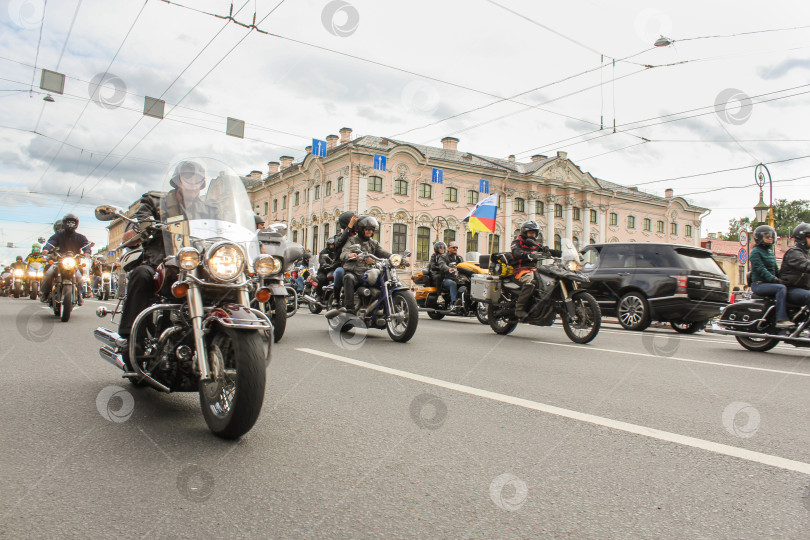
left=160, top=157, right=259, bottom=262
left=560, top=238, right=581, bottom=264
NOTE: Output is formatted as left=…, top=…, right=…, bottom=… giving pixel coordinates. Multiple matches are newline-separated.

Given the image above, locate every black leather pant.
left=342, top=273, right=360, bottom=309
left=118, top=265, right=156, bottom=338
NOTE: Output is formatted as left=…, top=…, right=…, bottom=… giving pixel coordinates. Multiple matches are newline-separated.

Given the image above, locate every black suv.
left=580, top=242, right=730, bottom=333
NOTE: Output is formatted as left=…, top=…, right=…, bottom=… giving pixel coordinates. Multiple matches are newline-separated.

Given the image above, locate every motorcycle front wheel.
left=61, top=286, right=72, bottom=322
left=271, top=295, right=287, bottom=343
left=199, top=327, right=268, bottom=439
left=386, top=291, right=419, bottom=343
left=29, top=282, right=38, bottom=300
left=561, top=292, right=601, bottom=344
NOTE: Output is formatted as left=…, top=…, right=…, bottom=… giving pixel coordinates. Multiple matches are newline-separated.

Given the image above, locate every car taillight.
left=672, top=275, right=688, bottom=295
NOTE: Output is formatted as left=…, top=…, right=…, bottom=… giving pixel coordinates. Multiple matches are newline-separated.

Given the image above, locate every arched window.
left=444, top=186, right=458, bottom=202
left=514, top=198, right=525, bottom=213
left=590, top=209, right=597, bottom=223
left=466, top=230, right=478, bottom=252
left=337, top=177, right=344, bottom=192
left=324, top=223, right=329, bottom=244
left=609, top=212, right=617, bottom=226
left=555, top=204, right=563, bottom=218
left=314, top=185, right=320, bottom=200
left=419, top=183, right=432, bottom=198
left=488, top=234, right=500, bottom=253
left=368, top=176, right=382, bottom=192
left=392, top=224, right=407, bottom=253
left=394, top=178, right=408, bottom=196
left=467, top=190, right=479, bottom=205
left=325, top=181, right=332, bottom=196
left=312, top=225, right=319, bottom=252
left=443, top=229, right=456, bottom=244
left=644, top=218, right=651, bottom=231
left=536, top=200, right=544, bottom=214
left=554, top=234, right=561, bottom=251
left=627, top=215, right=636, bottom=229
left=416, top=226, right=431, bottom=260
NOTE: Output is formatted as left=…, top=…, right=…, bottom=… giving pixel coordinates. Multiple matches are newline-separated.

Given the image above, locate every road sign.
left=737, top=247, right=747, bottom=264
left=373, top=154, right=386, bottom=171
left=431, top=168, right=443, bottom=184
left=312, top=138, right=327, bottom=157
left=739, top=230, right=748, bottom=246
left=108, top=251, right=114, bottom=257
left=479, top=179, right=489, bottom=194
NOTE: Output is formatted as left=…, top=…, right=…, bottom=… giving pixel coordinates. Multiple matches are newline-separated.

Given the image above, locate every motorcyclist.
left=315, top=236, right=338, bottom=299
left=339, top=216, right=390, bottom=314
left=254, top=214, right=266, bottom=230
left=41, top=213, right=91, bottom=304
left=749, top=224, right=793, bottom=328
left=25, top=245, right=45, bottom=295
left=117, top=160, right=210, bottom=357
left=428, top=241, right=460, bottom=308
left=331, top=211, right=357, bottom=306
left=10, top=256, right=26, bottom=291
left=427, top=241, right=447, bottom=292
left=91, top=256, right=104, bottom=292
left=778, top=222, right=810, bottom=311
left=441, top=240, right=465, bottom=308
left=511, top=220, right=561, bottom=319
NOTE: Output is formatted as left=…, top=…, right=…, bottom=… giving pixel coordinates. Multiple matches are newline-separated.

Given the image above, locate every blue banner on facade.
left=312, top=138, right=327, bottom=157
left=432, top=168, right=443, bottom=184
left=479, top=179, right=489, bottom=194
left=373, top=154, right=387, bottom=171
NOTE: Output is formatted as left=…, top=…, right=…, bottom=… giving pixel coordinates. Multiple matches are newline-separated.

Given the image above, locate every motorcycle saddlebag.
left=471, top=274, right=501, bottom=303
left=412, top=269, right=430, bottom=285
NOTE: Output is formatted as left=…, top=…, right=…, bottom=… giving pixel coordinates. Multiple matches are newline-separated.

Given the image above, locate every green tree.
left=724, top=199, right=810, bottom=239
left=722, top=217, right=752, bottom=241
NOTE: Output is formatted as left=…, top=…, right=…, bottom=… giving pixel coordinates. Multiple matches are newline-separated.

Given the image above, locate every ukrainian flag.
left=464, top=194, right=498, bottom=235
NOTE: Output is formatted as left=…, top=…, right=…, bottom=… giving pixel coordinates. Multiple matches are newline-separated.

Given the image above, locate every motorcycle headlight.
left=205, top=242, right=245, bottom=282
left=568, top=261, right=582, bottom=271
left=14, top=269, right=23, bottom=276
left=177, top=247, right=201, bottom=270
left=61, top=258, right=76, bottom=270
left=37, top=271, right=43, bottom=277
left=83, top=276, right=91, bottom=282
left=254, top=255, right=281, bottom=276
left=102, top=272, right=111, bottom=279
left=389, top=254, right=402, bottom=267
left=28, top=271, right=36, bottom=277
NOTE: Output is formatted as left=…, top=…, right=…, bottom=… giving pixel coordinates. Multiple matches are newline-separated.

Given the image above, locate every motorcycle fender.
left=266, top=284, right=287, bottom=296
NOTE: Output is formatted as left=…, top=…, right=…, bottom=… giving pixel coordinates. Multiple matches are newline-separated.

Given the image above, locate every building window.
left=555, top=204, right=563, bottom=218
left=304, top=188, right=309, bottom=203
left=368, top=176, right=382, bottom=192
left=685, top=224, right=693, bottom=237
left=467, top=190, right=479, bottom=205
left=263, top=202, right=268, bottom=215
left=419, top=183, right=432, bottom=199
left=324, top=224, right=329, bottom=244
left=292, top=230, right=297, bottom=242
left=627, top=215, right=636, bottom=229
left=514, top=198, right=525, bottom=213
left=337, top=177, right=344, bottom=192
left=536, top=201, right=545, bottom=215
left=443, top=229, right=456, bottom=244
left=590, top=209, right=597, bottom=223
left=573, top=207, right=581, bottom=221
left=314, top=185, right=320, bottom=200
left=445, top=186, right=458, bottom=202
left=272, top=199, right=277, bottom=212
left=671, top=222, right=678, bottom=235
left=417, top=226, right=431, bottom=260
left=609, top=212, right=617, bottom=226
left=590, top=237, right=596, bottom=244
left=488, top=234, right=500, bottom=253
left=394, top=179, right=408, bottom=196
left=325, top=181, right=332, bottom=196
left=643, top=218, right=651, bottom=231
left=372, top=226, right=380, bottom=242
left=294, top=191, right=300, bottom=206
left=498, top=195, right=503, bottom=209
left=573, top=236, right=580, bottom=250
left=657, top=220, right=664, bottom=233
left=467, top=230, right=478, bottom=252
left=312, top=226, right=319, bottom=252
left=554, top=234, right=561, bottom=251
left=282, top=195, right=287, bottom=209
left=392, top=224, right=407, bottom=254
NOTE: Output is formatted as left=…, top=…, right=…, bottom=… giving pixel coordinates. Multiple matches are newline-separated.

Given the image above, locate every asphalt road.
left=2, top=294, right=810, bottom=539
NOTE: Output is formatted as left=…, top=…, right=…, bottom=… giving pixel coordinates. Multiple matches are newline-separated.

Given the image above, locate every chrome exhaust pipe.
left=94, top=327, right=127, bottom=348
left=709, top=323, right=810, bottom=343
left=99, top=345, right=126, bottom=371
left=302, top=294, right=320, bottom=305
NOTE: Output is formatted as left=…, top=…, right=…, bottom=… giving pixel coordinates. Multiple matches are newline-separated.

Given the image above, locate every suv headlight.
left=389, top=254, right=402, bottom=267
left=205, top=242, right=245, bottom=282
left=61, top=258, right=76, bottom=270
left=254, top=255, right=281, bottom=276
left=177, top=247, right=201, bottom=270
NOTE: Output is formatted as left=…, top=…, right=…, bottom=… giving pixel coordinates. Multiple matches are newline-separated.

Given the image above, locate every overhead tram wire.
left=75, top=0, right=290, bottom=205
left=28, top=0, right=48, bottom=95
left=670, top=23, right=810, bottom=44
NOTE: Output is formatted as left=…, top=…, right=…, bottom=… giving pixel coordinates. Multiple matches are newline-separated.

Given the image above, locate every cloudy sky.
left=1, top=0, right=809, bottom=262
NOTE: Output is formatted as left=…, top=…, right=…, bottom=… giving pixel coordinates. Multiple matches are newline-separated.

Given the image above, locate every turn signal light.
left=172, top=282, right=189, bottom=298
left=256, top=287, right=271, bottom=303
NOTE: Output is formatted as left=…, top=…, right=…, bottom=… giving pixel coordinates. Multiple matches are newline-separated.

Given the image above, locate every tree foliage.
left=723, top=199, right=810, bottom=240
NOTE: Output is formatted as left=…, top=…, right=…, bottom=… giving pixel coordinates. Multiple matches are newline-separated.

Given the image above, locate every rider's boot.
left=514, top=283, right=536, bottom=319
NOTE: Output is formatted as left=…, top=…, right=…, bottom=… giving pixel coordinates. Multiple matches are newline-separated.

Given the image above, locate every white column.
left=545, top=199, right=554, bottom=247
left=358, top=176, right=367, bottom=214
left=583, top=204, right=591, bottom=245
left=564, top=199, right=573, bottom=242
left=599, top=207, right=607, bottom=243
left=504, top=195, right=513, bottom=244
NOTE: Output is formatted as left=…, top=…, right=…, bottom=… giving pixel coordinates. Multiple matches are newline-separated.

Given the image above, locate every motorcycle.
left=473, top=239, right=601, bottom=344
left=412, top=254, right=489, bottom=324
left=323, top=250, right=418, bottom=342
left=26, top=260, right=45, bottom=300
left=47, top=244, right=93, bottom=322
left=708, top=274, right=810, bottom=352
left=93, top=157, right=272, bottom=439
left=96, top=269, right=114, bottom=301
left=255, top=223, right=303, bottom=342
left=10, top=266, right=25, bottom=298
left=80, top=257, right=93, bottom=298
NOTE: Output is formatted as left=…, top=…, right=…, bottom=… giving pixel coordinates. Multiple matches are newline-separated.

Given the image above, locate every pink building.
left=246, top=128, right=707, bottom=265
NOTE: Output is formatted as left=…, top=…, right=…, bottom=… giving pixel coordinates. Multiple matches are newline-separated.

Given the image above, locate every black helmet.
left=433, top=241, right=447, bottom=254
left=63, top=213, right=79, bottom=232
left=356, top=215, right=378, bottom=235
left=254, top=214, right=265, bottom=227
left=53, top=220, right=63, bottom=233
left=338, top=211, right=356, bottom=230
left=792, top=222, right=810, bottom=244
left=326, top=236, right=336, bottom=249
left=169, top=160, right=207, bottom=189
left=520, top=220, right=540, bottom=237
left=16, top=256, right=23, bottom=262
left=753, top=224, right=776, bottom=247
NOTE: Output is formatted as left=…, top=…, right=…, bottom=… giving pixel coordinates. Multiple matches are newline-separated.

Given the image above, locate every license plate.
left=704, top=279, right=722, bottom=288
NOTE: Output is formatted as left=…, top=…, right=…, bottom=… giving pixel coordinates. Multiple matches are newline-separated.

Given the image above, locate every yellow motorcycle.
left=412, top=255, right=489, bottom=324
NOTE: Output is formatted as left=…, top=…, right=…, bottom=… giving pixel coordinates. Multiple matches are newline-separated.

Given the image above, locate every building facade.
left=245, top=128, right=708, bottom=266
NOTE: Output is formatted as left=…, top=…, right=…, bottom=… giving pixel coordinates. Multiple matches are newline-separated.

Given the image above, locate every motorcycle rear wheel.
left=199, top=327, right=267, bottom=439
left=488, top=305, right=518, bottom=335
left=561, top=293, right=601, bottom=344
left=427, top=311, right=445, bottom=320
left=308, top=300, right=323, bottom=314
left=61, top=286, right=72, bottom=322
left=736, top=336, right=778, bottom=352
left=475, top=302, right=488, bottom=325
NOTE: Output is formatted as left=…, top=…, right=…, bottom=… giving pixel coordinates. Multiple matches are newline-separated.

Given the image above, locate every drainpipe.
left=699, top=208, right=711, bottom=247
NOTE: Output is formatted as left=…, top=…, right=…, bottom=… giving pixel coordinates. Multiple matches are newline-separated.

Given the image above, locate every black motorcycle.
left=47, top=244, right=92, bottom=322
left=474, top=239, right=601, bottom=344
left=255, top=223, right=303, bottom=342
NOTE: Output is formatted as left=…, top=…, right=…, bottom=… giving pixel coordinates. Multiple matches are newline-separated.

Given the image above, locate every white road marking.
left=532, top=340, right=810, bottom=378
left=298, top=347, right=810, bottom=476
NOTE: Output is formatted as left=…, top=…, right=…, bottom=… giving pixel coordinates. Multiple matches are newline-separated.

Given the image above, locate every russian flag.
left=464, top=194, right=498, bottom=235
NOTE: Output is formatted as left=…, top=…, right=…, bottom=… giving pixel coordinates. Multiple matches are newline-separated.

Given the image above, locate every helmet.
left=520, top=220, right=540, bottom=237
left=169, top=160, right=207, bottom=189
left=433, top=241, right=447, bottom=254
left=63, top=213, right=79, bottom=232
left=356, top=216, right=378, bottom=235
left=254, top=214, right=265, bottom=227
left=53, top=220, right=63, bottom=233
left=326, top=236, right=336, bottom=249
left=31, top=244, right=40, bottom=253
left=338, top=211, right=356, bottom=230
left=16, top=256, right=23, bottom=262
left=753, top=224, right=777, bottom=246
left=792, top=222, right=810, bottom=244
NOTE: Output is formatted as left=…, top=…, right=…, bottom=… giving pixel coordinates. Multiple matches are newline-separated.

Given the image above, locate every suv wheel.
left=617, top=292, right=651, bottom=331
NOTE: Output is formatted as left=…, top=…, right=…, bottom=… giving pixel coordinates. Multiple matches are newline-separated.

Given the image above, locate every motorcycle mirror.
left=38, top=237, right=46, bottom=244
left=94, top=205, right=122, bottom=221
left=402, top=249, right=411, bottom=258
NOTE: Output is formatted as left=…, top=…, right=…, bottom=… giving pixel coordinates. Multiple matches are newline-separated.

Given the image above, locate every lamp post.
left=754, top=163, right=775, bottom=228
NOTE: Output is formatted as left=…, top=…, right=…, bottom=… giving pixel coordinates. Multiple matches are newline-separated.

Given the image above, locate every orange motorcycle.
left=412, top=256, right=489, bottom=323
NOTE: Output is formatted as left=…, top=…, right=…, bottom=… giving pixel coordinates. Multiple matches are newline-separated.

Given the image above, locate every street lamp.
left=754, top=192, right=770, bottom=224
left=754, top=163, right=775, bottom=228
